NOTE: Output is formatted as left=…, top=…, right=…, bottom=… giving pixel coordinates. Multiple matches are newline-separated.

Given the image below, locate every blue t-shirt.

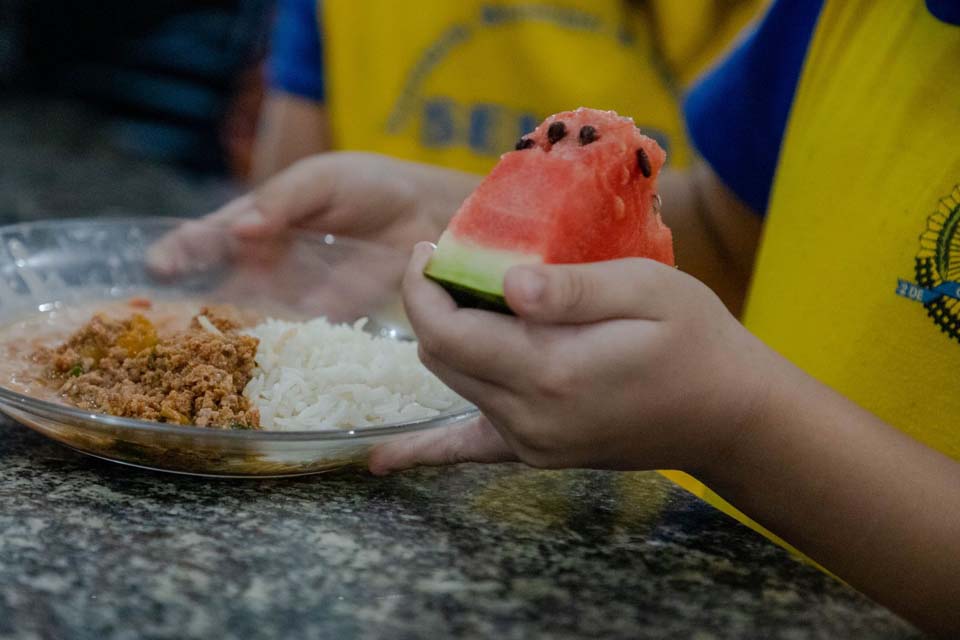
left=683, top=0, right=960, bottom=215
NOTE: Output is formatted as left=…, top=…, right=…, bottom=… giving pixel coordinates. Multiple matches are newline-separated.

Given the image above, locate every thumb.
left=368, top=417, right=518, bottom=475
left=503, top=258, right=675, bottom=323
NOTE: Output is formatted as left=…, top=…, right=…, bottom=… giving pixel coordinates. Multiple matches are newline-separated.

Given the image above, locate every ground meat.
left=34, top=307, right=261, bottom=429
left=189, top=306, right=246, bottom=333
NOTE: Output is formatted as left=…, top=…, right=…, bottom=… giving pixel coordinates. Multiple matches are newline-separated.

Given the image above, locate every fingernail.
left=514, top=268, right=546, bottom=304
left=412, top=242, right=436, bottom=264
left=232, top=209, right=265, bottom=230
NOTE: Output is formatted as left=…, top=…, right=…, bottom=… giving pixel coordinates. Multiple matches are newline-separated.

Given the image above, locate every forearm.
left=658, top=163, right=762, bottom=316
left=251, top=93, right=331, bottom=184
left=699, top=353, right=960, bottom=636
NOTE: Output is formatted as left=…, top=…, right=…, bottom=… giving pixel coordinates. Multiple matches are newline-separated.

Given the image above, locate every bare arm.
left=699, top=360, right=960, bottom=637
left=376, top=248, right=960, bottom=637
left=658, top=162, right=763, bottom=316
left=250, top=92, right=332, bottom=184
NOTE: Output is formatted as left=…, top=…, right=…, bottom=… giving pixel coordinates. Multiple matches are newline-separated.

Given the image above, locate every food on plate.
left=245, top=317, right=464, bottom=430
left=425, top=107, right=674, bottom=312
left=1, top=298, right=464, bottom=431
left=33, top=306, right=260, bottom=429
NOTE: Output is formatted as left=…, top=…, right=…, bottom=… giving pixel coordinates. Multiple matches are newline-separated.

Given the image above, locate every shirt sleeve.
left=926, top=0, right=960, bottom=25
left=682, top=0, right=824, bottom=215
left=267, top=0, right=324, bottom=102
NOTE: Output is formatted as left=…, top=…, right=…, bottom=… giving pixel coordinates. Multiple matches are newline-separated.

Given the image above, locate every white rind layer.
left=425, top=231, right=542, bottom=297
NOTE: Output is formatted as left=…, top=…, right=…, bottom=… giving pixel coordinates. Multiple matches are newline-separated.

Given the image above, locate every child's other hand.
left=370, top=243, right=776, bottom=475
left=148, top=152, right=479, bottom=276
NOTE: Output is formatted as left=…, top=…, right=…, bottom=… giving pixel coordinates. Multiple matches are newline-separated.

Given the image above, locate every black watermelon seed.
left=515, top=137, right=535, bottom=150
left=578, top=125, right=598, bottom=145
left=547, top=121, right=567, bottom=144
left=636, top=148, right=652, bottom=178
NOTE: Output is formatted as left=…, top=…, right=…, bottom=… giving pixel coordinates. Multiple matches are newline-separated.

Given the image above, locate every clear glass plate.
left=0, top=217, right=478, bottom=477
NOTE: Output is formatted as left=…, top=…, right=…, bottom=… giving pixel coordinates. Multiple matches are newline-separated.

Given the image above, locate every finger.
left=148, top=157, right=337, bottom=276
left=368, top=416, right=518, bottom=475
left=402, top=243, right=544, bottom=385
left=146, top=219, right=236, bottom=279
left=503, top=258, right=678, bottom=324
left=232, top=157, right=335, bottom=238
left=207, top=193, right=258, bottom=225
left=416, top=343, right=514, bottom=408
left=145, top=193, right=257, bottom=277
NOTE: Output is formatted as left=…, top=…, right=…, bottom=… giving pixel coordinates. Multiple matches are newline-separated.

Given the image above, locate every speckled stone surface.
left=0, top=419, right=922, bottom=640
left=0, top=96, right=924, bottom=640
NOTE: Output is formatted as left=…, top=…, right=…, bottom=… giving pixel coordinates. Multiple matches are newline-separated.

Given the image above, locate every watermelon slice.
left=425, top=108, right=673, bottom=313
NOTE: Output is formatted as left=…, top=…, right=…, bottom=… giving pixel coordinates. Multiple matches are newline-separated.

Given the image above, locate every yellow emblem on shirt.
left=896, top=186, right=960, bottom=341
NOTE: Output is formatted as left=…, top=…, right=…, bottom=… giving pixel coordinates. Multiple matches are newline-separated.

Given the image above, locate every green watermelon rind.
left=423, top=231, right=542, bottom=314
left=424, top=274, right=513, bottom=314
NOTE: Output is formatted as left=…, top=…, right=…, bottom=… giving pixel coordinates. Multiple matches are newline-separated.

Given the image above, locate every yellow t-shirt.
left=319, top=0, right=764, bottom=173
left=682, top=0, right=960, bottom=550
left=748, top=1, right=960, bottom=457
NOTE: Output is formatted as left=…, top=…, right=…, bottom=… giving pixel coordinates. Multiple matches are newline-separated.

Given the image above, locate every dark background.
left=1, top=0, right=274, bottom=176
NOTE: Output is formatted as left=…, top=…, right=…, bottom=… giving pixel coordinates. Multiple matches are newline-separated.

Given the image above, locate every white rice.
left=243, top=317, right=466, bottom=431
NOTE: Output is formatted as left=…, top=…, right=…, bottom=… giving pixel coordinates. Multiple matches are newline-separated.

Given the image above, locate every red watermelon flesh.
left=425, top=108, right=673, bottom=312
left=449, top=108, right=672, bottom=265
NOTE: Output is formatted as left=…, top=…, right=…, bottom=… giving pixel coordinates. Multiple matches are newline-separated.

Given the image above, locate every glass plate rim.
left=0, top=216, right=479, bottom=441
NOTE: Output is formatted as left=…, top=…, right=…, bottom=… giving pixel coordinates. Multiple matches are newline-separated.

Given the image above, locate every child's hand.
left=370, top=243, right=776, bottom=475
left=148, top=152, right=480, bottom=276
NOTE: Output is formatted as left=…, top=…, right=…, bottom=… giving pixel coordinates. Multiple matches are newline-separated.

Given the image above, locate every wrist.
left=693, top=334, right=784, bottom=487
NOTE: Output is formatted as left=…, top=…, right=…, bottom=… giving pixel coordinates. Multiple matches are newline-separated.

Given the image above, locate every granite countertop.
left=0, top=98, right=924, bottom=639
left=0, top=419, right=921, bottom=640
